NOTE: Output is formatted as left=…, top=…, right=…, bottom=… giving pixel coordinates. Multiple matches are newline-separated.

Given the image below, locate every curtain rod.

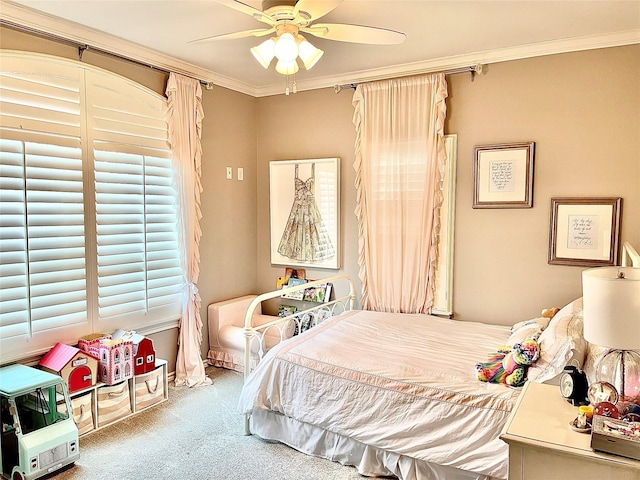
left=1, top=20, right=215, bottom=89
left=333, top=64, right=485, bottom=93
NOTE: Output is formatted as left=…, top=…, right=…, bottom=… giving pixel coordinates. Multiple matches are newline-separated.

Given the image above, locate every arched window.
left=0, top=52, right=184, bottom=362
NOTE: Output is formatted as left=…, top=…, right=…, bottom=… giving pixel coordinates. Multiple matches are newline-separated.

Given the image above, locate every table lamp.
left=582, top=266, right=640, bottom=402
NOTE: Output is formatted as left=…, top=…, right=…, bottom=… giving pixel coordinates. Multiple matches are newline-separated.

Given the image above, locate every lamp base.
left=596, top=349, right=640, bottom=403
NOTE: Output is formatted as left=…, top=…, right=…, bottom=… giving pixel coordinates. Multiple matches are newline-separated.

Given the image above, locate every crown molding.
left=255, top=29, right=640, bottom=97
left=2, top=0, right=638, bottom=98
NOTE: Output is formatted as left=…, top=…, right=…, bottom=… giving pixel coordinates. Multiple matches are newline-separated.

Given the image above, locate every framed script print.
left=548, top=197, right=622, bottom=267
left=473, top=142, right=535, bottom=208
left=269, top=158, right=340, bottom=270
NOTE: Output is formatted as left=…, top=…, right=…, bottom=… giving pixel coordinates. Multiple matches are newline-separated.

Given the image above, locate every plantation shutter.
left=88, top=70, right=183, bottom=331
left=0, top=56, right=89, bottom=357
left=0, top=52, right=184, bottom=362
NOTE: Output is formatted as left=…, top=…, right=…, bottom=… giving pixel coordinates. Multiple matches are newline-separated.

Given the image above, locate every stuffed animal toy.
left=475, top=339, right=540, bottom=388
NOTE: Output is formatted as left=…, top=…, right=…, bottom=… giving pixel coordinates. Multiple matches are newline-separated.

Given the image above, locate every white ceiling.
left=2, top=0, right=640, bottom=96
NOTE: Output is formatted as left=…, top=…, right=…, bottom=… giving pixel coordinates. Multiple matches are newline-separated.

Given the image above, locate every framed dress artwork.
left=269, top=158, right=340, bottom=269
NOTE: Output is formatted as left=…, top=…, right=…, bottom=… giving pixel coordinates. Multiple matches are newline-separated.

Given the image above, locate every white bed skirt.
left=250, top=409, right=501, bottom=480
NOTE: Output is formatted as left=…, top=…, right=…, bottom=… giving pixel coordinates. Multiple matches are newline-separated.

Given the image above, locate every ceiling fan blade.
left=189, top=28, right=275, bottom=44
left=293, top=0, right=342, bottom=22
left=214, top=0, right=276, bottom=26
left=302, top=23, right=406, bottom=44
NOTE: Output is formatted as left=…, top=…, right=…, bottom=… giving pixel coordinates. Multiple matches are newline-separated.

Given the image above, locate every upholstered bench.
left=207, top=295, right=292, bottom=372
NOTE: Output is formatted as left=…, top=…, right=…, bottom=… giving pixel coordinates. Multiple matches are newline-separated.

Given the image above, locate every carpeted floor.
left=49, top=366, right=367, bottom=480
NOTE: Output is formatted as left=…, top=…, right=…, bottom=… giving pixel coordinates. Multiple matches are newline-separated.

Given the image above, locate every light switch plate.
left=237, top=167, right=244, bottom=181
left=226, top=166, right=232, bottom=180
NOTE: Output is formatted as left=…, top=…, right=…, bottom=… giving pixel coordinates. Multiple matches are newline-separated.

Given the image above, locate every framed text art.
left=473, top=142, right=535, bottom=208
left=548, top=197, right=622, bottom=267
left=269, top=158, right=340, bottom=270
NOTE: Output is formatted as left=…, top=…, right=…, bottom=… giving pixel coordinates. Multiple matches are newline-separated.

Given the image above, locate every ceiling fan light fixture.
left=250, top=38, right=275, bottom=68
left=275, top=59, right=299, bottom=75
left=273, top=32, right=298, bottom=62
left=297, top=36, right=323, bottom=70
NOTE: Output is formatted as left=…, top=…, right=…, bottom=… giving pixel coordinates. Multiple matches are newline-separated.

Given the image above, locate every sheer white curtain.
left=352, top=74, right=448, bottom=313
left=166, top=73, right=212, bottom=387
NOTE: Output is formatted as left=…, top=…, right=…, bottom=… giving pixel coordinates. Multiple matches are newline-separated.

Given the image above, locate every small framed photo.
left=548, top=197, right=622, bottom=267
left=473, top=142, right=535, bottom=208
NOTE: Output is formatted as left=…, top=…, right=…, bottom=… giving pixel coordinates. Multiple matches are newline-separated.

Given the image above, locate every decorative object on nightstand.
left=559, top=365, right=589, bottom=406
left=582, top=266, right=640, bottom=403
left=591, top=414, right=640, bottom=461
left=587, top=381, right=619, bottom=405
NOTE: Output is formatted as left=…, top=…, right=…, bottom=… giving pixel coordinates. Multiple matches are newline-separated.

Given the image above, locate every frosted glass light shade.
left=275, top=60, right=299, bottom=75
left=582, top=266, right=640, bottom=350
left=251, top=38, right=275, bottom=68
left=297, top=37, right=324, bottom=70
left=273, top=33, right=298, bottom=62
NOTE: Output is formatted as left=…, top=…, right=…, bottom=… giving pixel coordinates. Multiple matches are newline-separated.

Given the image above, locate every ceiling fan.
left=190, top=0, right=405, bottom=91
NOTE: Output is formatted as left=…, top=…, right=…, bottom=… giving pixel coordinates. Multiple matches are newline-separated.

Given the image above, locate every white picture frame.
left=269, top=158, right=340, bottom=270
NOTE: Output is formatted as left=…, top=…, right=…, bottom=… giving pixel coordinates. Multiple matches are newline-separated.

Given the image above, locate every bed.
left=237, top=274, right=587, bottom=480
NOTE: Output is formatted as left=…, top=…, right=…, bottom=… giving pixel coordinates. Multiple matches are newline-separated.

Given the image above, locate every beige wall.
left=446, top=46, right=639, bottom=324
left=3, top=24, right=639, bottom=359
left=198, top=86, right=258, bottom=355
left=255, top=89, right=359, bottom=313
left=255, top=44, right=640, bottom=325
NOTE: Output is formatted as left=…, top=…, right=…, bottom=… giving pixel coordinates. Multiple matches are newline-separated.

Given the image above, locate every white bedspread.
left=238, top=310, right=516, bottom=479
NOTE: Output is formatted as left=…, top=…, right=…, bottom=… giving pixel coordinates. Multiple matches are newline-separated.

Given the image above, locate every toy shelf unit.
left=67, top=359, right=168, bottom=436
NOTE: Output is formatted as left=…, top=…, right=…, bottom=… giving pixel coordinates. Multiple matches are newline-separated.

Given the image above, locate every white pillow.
left=528, top=298, right=587, bottom=383
left=507, top=317, right=550, bottom=345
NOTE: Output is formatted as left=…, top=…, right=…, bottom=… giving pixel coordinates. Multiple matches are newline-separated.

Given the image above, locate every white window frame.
left=431, top=134, right=457, bottom=316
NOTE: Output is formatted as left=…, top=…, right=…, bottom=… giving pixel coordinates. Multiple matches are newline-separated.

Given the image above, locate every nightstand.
left=500, top=381, right=640, bottom=480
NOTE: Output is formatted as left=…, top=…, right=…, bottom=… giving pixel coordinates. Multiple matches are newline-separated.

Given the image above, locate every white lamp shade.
left=273, top=33, right=298, bottom=62
left=251, top=38, right=275, bottom=68
left=297, top=37, right=324, bottom=70
left=582, top=267, right=640, bottom=350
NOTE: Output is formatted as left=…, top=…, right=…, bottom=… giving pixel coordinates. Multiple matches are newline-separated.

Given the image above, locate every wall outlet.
left=226, top=166, right=232, bottom=180
left=237, top=167, right=244, bottom=181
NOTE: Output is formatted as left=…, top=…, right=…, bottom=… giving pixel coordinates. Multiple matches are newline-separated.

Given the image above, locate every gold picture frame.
left=548, top=197, right=622, bottom=267
left=473, top=142, right=535, bottom=208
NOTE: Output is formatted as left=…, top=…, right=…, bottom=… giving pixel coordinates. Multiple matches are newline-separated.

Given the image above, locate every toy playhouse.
left=78, top=333, right=134, bottom=385
left=38, top=342, right=98, bottom=393
left=112, top=329, right=156, bottom=375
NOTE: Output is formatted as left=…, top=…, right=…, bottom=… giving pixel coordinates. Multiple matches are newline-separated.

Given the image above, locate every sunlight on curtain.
left=352, top=74, right=447, bottom=313
left=166, top=73, right=212, bottom=387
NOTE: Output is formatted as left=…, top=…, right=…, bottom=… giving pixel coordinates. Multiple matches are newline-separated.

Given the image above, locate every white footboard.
left=242, top=274, right=355, bottom=434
